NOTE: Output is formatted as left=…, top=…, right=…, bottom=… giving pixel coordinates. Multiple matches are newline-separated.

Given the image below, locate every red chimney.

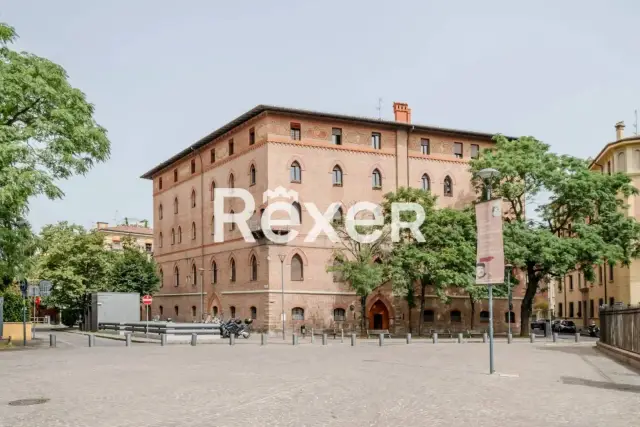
left=393, top=102, right=411, bottom=123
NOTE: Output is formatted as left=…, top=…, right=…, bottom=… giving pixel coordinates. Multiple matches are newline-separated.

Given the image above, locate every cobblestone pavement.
left=1, top=337, right=638, bottom=427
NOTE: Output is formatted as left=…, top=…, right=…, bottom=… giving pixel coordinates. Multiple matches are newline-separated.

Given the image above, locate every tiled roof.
left=99, top=225, right=153, bottom=236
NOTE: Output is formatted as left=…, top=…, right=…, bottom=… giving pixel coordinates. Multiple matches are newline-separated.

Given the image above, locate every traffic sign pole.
left=142, top=295, right=152, bottom=337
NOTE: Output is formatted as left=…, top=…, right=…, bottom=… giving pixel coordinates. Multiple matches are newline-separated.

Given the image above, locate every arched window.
left=505, top=311, right=515, bottom=323
left=290, top=161, right=301, bottom=182
left=191, top=222, right=196, bottom=240
left=480, top=311, right=490, bottom=323
left=291, top=254, right=304, bottom=281
left=423, top=310, right=435, bottom=322
left=159, top=204, right=163, bottom=220
left=229, top=173, right=235, bottom=189
left=159, top=269, right=164, bottom=288
left=177, top=226, right=182, bottom=243
left=372, top=169, right=382, bottom=189
left=333, top=308, right=346, bottom=321
left=332, top=166, right=343, bottom=186
left=174, top=266, right=180, bottom=287
left=292, top=202, right=302, bottom=225
left=250, top=165, right=256, bottom=185
left=211, top=260, right=218, bottom=284
left=210, top=181, right=215, bottom=201
left=332, top=207, right=343, bottom=225
left=250, top=306, right=257, bottom=320
left=191, top=305, right=197, bottom=318
left=159, top=232, right=163, bottom=248
left=230, top=305, right=236, bottom=318
left=191, top=263, right=197, bottom=286
left=450, top=310, right=462, bottom=323
left=292, top=307, right=304, bottom=320
left=174, top=305, right=179, bottom=316
left=332, top=258, right=344, bottom=282
left=634, top=150, right=640, bottom=169
left=421, top=174, right=430, bottom=191
left=212, top=306, right=218, bottom=317
left=230, top=258, right=236, bottom=282
left=444, top=176, right=453, bottom=197
left=250, top=255, right=258, bottom=281
left=617, top=151, right=626, bottom=172
left=229, top=210, right=235, bottom=231
left=171, top=228, right=175, bottom=245
left=159, top=305, right=164, bottom=316
left=191, top=189, right=196, bottom=208
left=174, top=197, right=179, bottom=214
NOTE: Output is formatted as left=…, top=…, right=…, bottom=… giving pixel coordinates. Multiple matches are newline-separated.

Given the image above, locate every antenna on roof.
left=376, top=98, right=383, bottom=120
left=634, top=109, right=638, bottom=136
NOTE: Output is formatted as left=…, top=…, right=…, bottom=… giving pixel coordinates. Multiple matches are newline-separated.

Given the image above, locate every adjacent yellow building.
left=557, top=121, right=640, bottom=327
left=95, top=221, right=154, bottom=254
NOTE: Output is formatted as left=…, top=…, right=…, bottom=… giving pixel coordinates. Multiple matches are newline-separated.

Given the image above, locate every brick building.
left=141, top=103, right=524, bottom=334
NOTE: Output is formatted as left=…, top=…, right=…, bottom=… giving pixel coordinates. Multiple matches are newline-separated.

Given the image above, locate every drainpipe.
left=191, top=146, right=206, bottom=321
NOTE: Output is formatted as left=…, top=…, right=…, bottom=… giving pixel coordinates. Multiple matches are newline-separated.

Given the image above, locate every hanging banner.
left=475, top=199, right=505, bottom=285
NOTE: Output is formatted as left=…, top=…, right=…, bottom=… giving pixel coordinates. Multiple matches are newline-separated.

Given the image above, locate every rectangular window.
left=145, top=243, right=152, bottom=253
left=173, top=169, right=178, bottom=182
left=471, top=144, right=480, bottom=159
left=249, top=128, right=255, bottom=145
left=228, top=139, right=234, bottom=155
left=599, top=266, right=603, bottom=284
left=290, top=123, right=301, bottom=140
left=210, top=148, right=215, bottom=163
left=568, top=275, right=573, bottom=291
left=332, top=128, right=342, bottom=145
left=578, top=273, right=582, bottom=288
left=589, top=299, right=594, bottom=318
left=371, top=132, right=381, bottom=149
left=558, top=281, right=562, bottom=292
left=158, top=177, right=163, bottom=190
left=609, top=264, right=614, bottom=281
left=569, top=302, right=574, bottom=317
left=598, top=298, right=603, bottom=310
left=190, top=159, right=196, bottom=174
left=607, top=161, right=611, bottom=175
left=558, top=303, right=563, bottom=317
left=421, top=138, right=430, bottom=155
left=454, top=142, right=463, bottom=158
left=609, top=297, right=614, bottom=306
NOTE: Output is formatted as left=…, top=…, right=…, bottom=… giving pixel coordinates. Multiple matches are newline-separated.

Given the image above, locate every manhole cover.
left=8, top=398, right=49, bottom=406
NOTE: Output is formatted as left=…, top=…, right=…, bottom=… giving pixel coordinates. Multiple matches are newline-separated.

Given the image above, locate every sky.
left=1, top=0, right=639, bottom=232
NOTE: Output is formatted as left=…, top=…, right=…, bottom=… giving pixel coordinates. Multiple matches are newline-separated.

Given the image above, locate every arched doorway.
left=369, top=300, right=389, bottom=330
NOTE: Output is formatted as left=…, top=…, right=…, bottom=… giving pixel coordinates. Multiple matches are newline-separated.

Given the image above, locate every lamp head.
left=477, top=168, right=500, bottom=180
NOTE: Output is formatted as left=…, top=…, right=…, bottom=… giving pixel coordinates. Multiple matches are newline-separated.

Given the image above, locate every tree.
left=0, top=22, right=110, bottom=287
left=34, top=222, right=113, bottom=315
left=1, top=286, right=30, bottom=322
left=108, top=238, right=160, bottom=296
left=470, top=135, right=640, bottom=335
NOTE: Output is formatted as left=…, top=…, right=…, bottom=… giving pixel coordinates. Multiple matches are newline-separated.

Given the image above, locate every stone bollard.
left=322, top=333, right=327, bottom=346
left=311, top=331, right=315, bottom=344
left=432, top=333, right=438, bottom=344
left=261, top=333, right=266, bottom=346
left=87, top=334, right=95, bottom=347
left=341, top=329, right=344, bottom=343
left=482, top=332, right=488, bottom=343
left=292, top=333, right=298, bottom=346
left=229, top=334, right=235, bottom=346
left=406, top=333, right=412, bottom=344
left=552, top=332, right=558, bottom=343
left=161, top=333, right=167, bottom=346
left=191, top=333, right=197, bottom=346
left=378, top=333, right=384, bottom=347
left=530, top=334, right=535, bottom=343
left=125, top=333, right=131, bottom=347
left=457, top=333, right=463, bottom=344
left=49, top=334, right=56, bottom=348
left=575, top=333, right=580, bottom=343
left=508, top=333, right=513, bottom=344
left=351, top=333, right=356, bottom=346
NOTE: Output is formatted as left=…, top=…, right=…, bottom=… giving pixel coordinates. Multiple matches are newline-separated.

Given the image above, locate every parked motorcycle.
left=220, top=318, right=251, bottom=339
left=588, top=324, right=600, bottom=338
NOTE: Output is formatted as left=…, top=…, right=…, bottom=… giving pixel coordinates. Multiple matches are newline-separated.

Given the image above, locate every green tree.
left=0, top=22, right=110, bottom=287
left=1, top=286, right=30, bottom=322
left=34, top=222, right=113, bottom=315
left=471, top=135, right=640, bottom=335
left=109, top=239, right=160, bottom=296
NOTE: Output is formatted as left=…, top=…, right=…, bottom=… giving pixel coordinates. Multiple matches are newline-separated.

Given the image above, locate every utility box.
left=84, top=292, right=140, bottom=332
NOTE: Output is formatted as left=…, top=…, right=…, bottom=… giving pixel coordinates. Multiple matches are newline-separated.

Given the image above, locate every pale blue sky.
left=2, top=0, right=639, bottom=231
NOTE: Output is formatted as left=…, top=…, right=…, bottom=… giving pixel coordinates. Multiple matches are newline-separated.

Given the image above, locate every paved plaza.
left=1, top=332, right=639, bottom=427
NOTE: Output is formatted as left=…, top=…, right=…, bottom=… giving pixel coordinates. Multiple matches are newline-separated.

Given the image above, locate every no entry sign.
left=142, top=295, right=152, bottom=306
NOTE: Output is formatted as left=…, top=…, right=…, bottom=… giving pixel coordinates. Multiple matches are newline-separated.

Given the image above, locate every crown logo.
left=262, top=186, right=299, bottom=203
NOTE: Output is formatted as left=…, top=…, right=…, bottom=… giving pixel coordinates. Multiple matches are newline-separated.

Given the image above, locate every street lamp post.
left=506, top=264, right=513, bottom=338
left=478, top=167, right=500, bottom=375
left=198, top=268, right=205, bottom=322
left=278, top=253, right=286, bottom=340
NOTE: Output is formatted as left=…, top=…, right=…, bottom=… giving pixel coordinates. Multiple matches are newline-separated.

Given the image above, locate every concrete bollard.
left=49, top=334, right=56, bottom=348
left=508, top=333, right=513, bottom=344
left=432, top=332, right=438, bottom=344
left=530, top=334, right=535, bottom=343
left=229, top=334, right=235, bottom=346
left=552, top=332, right=558, bottom=343
left=125, top=333, right=131, bottom=347
left=379, top=333, right=384, bottom=347
left=191, top=333, right=197, bottom=346
left=457, top=333, right=463, bottom=343
left=87, top=334, right=95, bottom=347
left=161, top=333, right=167, bottom=346
left=322, top=333, right=327, bottom=346
left=483, top=332, right=488, bottom=343
left=261, top=333, right=266, bottom=346
left=292, top=333, right=298, bottom=346
left=406, top=333, right=411, bottom=344
left=351, top=333, right=356, bottom=346
left=341, top=329, right=344, bottom=343
left=575, top=333, right=580, bottom=343
left=310, top=331, right=315, bottom=344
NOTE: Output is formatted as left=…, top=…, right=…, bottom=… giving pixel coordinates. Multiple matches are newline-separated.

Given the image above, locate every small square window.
left=332, top=128, right=342, bottom=145
left=290, top=123, right=301, bottom=140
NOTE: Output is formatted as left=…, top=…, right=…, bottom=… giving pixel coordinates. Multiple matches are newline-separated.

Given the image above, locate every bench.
left=367, top=329, right=391, bottom=339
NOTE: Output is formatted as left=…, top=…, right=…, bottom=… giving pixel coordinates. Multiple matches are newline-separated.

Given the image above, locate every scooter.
left=588, top=324, right=600, bottom=338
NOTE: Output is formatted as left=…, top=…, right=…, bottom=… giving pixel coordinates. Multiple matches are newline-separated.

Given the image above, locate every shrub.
left=61, top=309, right=78, bottom=327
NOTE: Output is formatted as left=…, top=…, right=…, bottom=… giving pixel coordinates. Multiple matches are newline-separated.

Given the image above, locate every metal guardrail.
left=99, top=321, right=221, bottom=336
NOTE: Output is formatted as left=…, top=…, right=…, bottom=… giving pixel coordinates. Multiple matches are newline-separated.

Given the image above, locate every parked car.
left=530, top=319, right=549, bottom=330
left=556, top=320, right=577, bottom=333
